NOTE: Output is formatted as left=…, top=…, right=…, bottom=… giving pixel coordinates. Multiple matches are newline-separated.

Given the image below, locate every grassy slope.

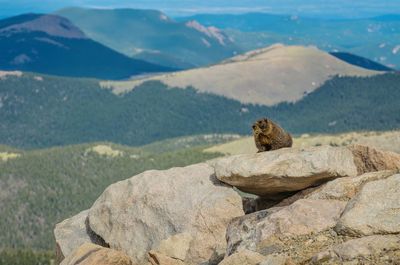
left=0, top=137, right=229, bottom=250
left=102, top=45, right=380, bottom=106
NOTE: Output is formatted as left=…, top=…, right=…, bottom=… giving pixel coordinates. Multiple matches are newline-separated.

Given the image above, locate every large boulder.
left=214, top=145, right=400, bottom=197
left=60, top=243, right=134, bottom=265
left=88, top=163, right=244, bottom=265
left=226, top=199, right=346, bottom=257
left=54, top=210, right=108, bottom=263
left=335, top=174, right=400, bottom=236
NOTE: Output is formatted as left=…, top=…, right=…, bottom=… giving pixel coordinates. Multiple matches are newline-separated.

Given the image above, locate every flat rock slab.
left=336, top=174, right=400, bottom=236
left=214, top=145, right=400, bottom=197
left=226, top=199, right=346, bottom=256
left=88, top=163, right=244, bottom=265
left=60, top=243, right=134, bottom=265
left=54, top=210, right=108, bottom=263
left=214, top=146, right=358, bottom=197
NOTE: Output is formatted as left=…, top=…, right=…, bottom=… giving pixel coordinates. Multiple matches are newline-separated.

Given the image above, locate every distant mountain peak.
left=0, top=14, right=87, bottom=39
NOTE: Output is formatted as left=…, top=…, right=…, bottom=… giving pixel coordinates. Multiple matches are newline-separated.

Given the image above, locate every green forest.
left=0, top=138, right=227, bottom=265
left=1, top=73, right=400, bottom=149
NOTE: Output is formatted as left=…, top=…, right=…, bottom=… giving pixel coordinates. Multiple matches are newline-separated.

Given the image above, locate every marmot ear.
left=263, top=118, right=269, bottom=123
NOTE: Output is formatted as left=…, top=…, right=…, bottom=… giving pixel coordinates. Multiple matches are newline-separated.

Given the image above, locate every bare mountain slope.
left=101, top=44, right=383, bottom=105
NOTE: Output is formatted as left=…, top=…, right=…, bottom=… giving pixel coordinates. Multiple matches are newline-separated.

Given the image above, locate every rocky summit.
left=55, top=144, right=400, bottom=265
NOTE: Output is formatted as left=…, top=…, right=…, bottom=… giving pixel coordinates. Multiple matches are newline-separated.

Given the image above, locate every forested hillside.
left=0, top=140, right=223, bottom=252
left=1, top=73, right=399, bottom=149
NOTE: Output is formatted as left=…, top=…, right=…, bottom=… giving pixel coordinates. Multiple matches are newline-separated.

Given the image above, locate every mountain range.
left=56, top=7, right=241, bottom=69
left=0, top=14, right=172, bottom=79
left=178, top=13, right=400, bottom=69
left=0, top=9, right=394, bottom=78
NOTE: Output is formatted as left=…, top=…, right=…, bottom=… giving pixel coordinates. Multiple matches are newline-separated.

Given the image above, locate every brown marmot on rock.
left=252, top=118, right=293, bottom=152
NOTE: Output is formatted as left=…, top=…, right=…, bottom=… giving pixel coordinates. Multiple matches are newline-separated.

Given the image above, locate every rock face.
left=348, top=145, right=400, bottom=174
left=335, top=174, right=400, bottom=236
left=54, top=210, right=108, bottom=263
left=214, top=145, right=400, bottom=197
left=55, top=144, right=400, bottom=265
left=218, top=250, right=266, bottom=265
left=214, top=146, right=358, bottom=197
left=88, top=163, right=244, bottom=265
left=60, top=243, right=133, bottom=265
left=148, top=251, right=185, bottom=265
left=226, top=199, right=346, bottom=256
left=312, top=235, right=400, bottom=263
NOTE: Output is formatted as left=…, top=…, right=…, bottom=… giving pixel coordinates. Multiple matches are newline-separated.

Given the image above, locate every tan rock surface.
left=260, top=254, right=293, bottom=265
left=60, top=243, right=133, bottom=265
left=348, top=145, right=400, bottom=174
left=226, top=199, right=346, bottom=256
left=214, top=145, right=400, bottom=197
left=54, top=210, right=108, bottom=263
left=277, top=170, right=396, bottom=207
left=311, top=235, right=400, bottom=264
left=148, top=251, right=185, bottom=265
left=214, top=146, right=358, bottom=197
left=88, top=163, right=244, bottom=265
left=336, top=174, right=400, bottom=236
left=218, top=250, right=266, bottom=265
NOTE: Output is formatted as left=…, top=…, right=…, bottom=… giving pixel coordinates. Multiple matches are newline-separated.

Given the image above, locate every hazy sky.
left=1, top=0, right=400, bottom=18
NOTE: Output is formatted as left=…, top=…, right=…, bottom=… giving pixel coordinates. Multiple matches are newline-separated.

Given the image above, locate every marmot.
left=252, top=118, right=293, bottom=152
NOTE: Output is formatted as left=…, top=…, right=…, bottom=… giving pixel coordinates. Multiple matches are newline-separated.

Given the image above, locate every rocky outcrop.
left=55, top=144, right=400, bottom=265
left=348, top=145, right=400, bottom=174
left=335, top=174, right=400, bottom=236
left=60, top=243, right=133, bottom=265
left=225, top=199, right=346, bottom=256
left=214, top=146, right=358, bottom=197
left=214, top=145, right=400, bottom=197
left=88, top=163, right=244, bottom=265
left=54, top=210, right=108, bottom=263
left=220, top=170, right=400, bottom=264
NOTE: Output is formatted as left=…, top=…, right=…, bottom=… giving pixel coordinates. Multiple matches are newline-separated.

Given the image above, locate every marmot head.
left=252, top=118, right=272, bottom=135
